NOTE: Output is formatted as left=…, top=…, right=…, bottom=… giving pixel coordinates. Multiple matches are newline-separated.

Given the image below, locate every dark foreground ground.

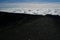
left=0, top=12, right=60, bottom=40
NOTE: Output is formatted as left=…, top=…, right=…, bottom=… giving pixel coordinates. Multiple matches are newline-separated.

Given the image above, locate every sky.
left=0, top=0, right=60, bottom=10
left=0, top=0, right=60, bottom=3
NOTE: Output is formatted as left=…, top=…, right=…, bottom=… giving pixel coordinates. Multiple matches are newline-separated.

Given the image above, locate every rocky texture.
left=0, top=12, right=60, bottom=40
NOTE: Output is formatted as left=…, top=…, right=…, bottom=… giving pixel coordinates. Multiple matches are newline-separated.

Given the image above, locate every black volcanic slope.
left=0, top=12, right=60, bottom=40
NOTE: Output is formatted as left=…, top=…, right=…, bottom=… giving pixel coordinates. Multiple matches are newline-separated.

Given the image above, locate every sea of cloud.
left=0, top=3, right=60, bottom=16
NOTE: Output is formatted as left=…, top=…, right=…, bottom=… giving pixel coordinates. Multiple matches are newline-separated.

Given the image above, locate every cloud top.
left=0, top=3, right=60, bottom=16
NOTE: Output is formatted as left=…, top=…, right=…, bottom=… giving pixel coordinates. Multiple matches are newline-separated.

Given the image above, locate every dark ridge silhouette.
left=0, top=11, right=60, bottom=40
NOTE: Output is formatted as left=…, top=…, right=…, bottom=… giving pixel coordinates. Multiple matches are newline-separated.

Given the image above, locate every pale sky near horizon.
left=0, top=0, right=60, bottom=9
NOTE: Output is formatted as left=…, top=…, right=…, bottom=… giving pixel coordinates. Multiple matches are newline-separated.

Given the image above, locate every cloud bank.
left=0, top=3, right=60, bottom=16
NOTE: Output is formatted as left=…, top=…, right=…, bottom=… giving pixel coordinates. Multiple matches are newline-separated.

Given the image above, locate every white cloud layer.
left=0, top=3, right=60, bottom=16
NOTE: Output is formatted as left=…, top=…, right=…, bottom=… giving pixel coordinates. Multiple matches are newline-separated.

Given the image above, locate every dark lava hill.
left=0, top=12, right=60, bottom=40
